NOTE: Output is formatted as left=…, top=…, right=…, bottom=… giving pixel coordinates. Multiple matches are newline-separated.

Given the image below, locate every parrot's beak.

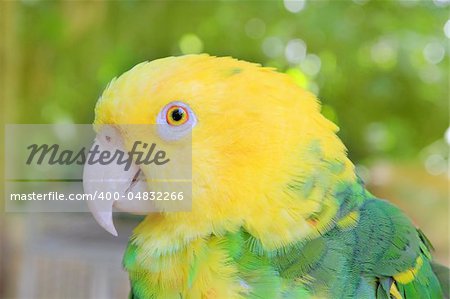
left=83, top=126, right=148, bottom=236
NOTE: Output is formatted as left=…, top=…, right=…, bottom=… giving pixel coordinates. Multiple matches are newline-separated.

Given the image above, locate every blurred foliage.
left=5, top=0, right=448, bottom=166
left=1, top=3, right=449, bottom=293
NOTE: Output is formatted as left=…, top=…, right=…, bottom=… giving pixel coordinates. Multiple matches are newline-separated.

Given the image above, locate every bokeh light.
left=285, top=38, right=307, bottom=64
left=262, top=36, right=284, bottom=58
left=424, top=154, right=447, bottom=176
left=300, top=54, right=321, bottom=77
left=179, top=33, right=204, bottom=54
left=283, top=0, right=306, bottom=13
left=370, top=39, right=397, bottom=69
left=444, top=19, right=450, bottom=38
left=423, top=41, right=445, bottom=65
left=445, top=127, right=450, bottom=145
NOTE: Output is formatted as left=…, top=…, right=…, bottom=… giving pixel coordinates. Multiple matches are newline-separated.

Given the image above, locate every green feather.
left=123, top=180, right=445, bottom=298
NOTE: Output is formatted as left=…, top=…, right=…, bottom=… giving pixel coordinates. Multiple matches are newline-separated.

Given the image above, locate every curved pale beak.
left=83, top=126, right=147, bottom=236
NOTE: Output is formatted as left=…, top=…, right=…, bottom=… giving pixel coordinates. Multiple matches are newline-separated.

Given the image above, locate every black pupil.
left=171, top=108, right=184, bottom=122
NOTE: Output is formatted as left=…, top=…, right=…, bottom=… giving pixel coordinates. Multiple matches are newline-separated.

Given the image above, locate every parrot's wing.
left=431, top=262, right=450, bottom=299
left=264, top=197, right=445, bottom=298
left=356, top=199, right=443, bottom=299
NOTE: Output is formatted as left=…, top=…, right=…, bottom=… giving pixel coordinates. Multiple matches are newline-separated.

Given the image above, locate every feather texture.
left=93, top=55, right=445, bottom=298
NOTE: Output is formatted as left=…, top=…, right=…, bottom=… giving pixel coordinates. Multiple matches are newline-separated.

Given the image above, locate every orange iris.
left=166, top=105, right=189, bottom=126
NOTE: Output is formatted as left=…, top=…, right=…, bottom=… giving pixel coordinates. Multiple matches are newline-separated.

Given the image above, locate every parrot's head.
left=84, top=55, right=355, bottom=246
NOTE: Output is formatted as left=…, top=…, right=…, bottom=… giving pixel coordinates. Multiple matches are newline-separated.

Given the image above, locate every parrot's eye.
left=166, top=105, right=189, bottom=126
left=157, top=101, right=196, bottom=141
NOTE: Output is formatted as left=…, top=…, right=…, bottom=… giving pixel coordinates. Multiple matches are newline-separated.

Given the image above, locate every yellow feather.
left=337, top=210, right=360, bottom=230
left=95, top=55, right=358, bottom=295
left=390, top=283, right=403, bottom=299
left=393, top=255, right=424, bottom=284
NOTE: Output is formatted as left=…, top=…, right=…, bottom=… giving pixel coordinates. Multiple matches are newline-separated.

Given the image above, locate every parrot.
left=82, top=54, right=448, bottom=299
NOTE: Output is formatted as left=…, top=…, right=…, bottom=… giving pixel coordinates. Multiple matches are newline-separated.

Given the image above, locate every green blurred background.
left=1, top=1, right=449, bottom=298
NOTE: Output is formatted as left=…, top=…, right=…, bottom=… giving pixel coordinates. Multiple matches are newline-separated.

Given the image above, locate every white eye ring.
left=157, top=101, right=197, bottom=141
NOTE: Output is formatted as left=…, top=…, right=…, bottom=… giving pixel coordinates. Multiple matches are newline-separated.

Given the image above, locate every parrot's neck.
left=130, top=174, right=367, bottom=257
left=124, top=179, right=370, bottom=299
left=130, top=135, right=365, bottom=255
